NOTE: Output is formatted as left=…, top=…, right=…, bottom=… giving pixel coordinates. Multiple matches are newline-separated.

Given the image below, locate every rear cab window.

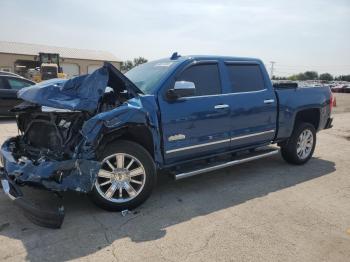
left=177, top=63, right=221, bottom=96
left=225, top=63, right=265, bottom=93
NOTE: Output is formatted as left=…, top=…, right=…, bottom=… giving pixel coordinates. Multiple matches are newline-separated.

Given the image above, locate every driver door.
left=158, top=62, right=232, bottom=164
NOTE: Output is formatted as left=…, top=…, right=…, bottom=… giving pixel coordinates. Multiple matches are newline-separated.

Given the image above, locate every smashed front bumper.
left=0, top=137, right=101, bottom=228
left=0, top=168, right=64, bottom=228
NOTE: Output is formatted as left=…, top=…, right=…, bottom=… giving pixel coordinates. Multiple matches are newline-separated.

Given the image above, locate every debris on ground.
left=121, top=209, right=130, bottom=216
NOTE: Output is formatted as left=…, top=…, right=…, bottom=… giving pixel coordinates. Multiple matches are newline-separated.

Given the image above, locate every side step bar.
left=175, top=149, right=279, bottom=180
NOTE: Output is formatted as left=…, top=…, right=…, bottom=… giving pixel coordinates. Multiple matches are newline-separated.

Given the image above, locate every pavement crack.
left=92, top=215, right=111, bottom=244
left=185, top=231, right=216, bottom=259
left=154, top=244, right=177, bottom=262
left=117, top=214, right=140, bottom=231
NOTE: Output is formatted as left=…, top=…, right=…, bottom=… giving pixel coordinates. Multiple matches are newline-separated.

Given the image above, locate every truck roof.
left=156, top=54, right=263, bottom=64
left=184, top=55, right=261, bottom=61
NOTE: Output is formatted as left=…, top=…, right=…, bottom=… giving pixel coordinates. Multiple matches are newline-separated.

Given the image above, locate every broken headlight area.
left=15, top=107, right=90, bottom=161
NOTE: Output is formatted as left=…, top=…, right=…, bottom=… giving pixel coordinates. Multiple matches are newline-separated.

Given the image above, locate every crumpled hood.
left=17, top=62, right=143, bottom=113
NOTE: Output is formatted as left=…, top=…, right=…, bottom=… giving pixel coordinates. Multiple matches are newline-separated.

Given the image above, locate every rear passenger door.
left=221, top=62, right=277, bottom=149
left=158, top=61, right=232, bottom=164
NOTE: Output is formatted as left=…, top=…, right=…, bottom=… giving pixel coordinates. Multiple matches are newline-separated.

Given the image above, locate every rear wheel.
left=90, top=140, right=156, bottom=211
left=280, top=122, right=316, bottom=165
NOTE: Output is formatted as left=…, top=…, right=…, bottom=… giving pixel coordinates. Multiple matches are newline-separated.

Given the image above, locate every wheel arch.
left=96, top=124, right=155, bottom=161
left=293, top=108, right=321, bottom=131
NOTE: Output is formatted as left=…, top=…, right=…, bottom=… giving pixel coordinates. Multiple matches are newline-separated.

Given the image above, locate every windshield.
left=125, top=60, right=179, bottom=94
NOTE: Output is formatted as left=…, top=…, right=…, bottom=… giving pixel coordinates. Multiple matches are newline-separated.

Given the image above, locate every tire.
left=280, top=122, right=316, bottom=165
left=90, top=140, right=156, bottom=211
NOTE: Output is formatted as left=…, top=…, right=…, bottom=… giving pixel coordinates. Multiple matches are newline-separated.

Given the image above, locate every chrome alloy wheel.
left=296, top=129, right=314, bottom=160
left=95, top=153, right=146, bottom=203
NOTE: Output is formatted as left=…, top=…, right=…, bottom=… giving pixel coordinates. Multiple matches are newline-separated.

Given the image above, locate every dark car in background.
left=0, top=72, right=35, bottom=116
left=331, top=84, right=350, bottom=93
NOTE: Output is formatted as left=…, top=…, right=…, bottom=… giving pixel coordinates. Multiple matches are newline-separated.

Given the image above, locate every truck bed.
left=275, top=85, right=332, bottom=140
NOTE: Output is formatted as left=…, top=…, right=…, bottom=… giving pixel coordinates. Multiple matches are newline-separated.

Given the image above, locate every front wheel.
left=90, top=140, right=156, bottom=211
left=280, top=122, right=316, bottom=165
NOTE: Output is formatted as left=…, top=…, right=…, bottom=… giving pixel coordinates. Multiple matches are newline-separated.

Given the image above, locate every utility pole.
left=270, top=61, right=275, bottom=79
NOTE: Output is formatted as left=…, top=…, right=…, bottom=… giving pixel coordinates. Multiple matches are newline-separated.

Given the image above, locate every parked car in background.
left=342, top=85, right=350, bottom=93
left=331, top=84, right=350, bottom=93
left=0, top=73, right=35, bottom=116
left=0, top=70, right=25, bottom=78
left=331, top=85, right=342, bottom=93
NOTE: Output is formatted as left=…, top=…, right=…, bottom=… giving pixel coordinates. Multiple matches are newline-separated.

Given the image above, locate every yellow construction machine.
left=31, top=53, right=67, bottom=82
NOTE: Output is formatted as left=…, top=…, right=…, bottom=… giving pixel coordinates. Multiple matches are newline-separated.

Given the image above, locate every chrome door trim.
left=166, top=138, right=231, bottom=154
left=165, top=130, right=275, bottom=154
left=231, top=130, right=275, bottom=141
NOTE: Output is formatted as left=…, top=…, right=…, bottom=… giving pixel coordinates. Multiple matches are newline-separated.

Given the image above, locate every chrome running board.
left=174, top=149, right=279, bottom=180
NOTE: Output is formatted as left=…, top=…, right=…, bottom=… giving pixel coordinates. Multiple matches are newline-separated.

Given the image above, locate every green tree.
left=304, top=71, right=318, bottom=80
left=288, top=74, right=298, bottom=81
left=133, top=57, right=148, bottom=66
left=121, top=60, right=133, bottom=72
left=335, top=75, right=350, bottom=81
left=272, top=76, right=287, bottom=80
left=297, top=73, right=307, bottom=80
left=319, top=73, right=333, bottom=81
left=287, top=71, right=319, bottom=81
left=121, top=57, right=148, bottom=72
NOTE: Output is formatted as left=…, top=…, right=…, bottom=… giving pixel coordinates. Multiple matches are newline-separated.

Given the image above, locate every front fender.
left=80, top=96, right=163, bottom=166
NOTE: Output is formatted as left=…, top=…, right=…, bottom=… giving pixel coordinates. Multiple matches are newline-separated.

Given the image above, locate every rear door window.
left=226, top=64, right=265, bottom=93
left=177, top=64, right=221, bottom=96
left=7, top=78, right=33, bottom=90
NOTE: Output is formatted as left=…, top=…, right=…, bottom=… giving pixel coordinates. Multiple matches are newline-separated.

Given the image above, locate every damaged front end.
left=0, top=62, right=145, bottom=228
left=0, top=109, right=101, bottom=228
left=2, top=110, right=101, bottom=192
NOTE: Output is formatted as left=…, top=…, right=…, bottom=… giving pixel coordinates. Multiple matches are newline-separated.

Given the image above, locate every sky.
left=1, top=0, right=350, bottom=76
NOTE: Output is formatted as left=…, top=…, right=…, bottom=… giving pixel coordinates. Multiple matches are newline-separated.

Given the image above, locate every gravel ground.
left=0, top=94, right=349, bottom=262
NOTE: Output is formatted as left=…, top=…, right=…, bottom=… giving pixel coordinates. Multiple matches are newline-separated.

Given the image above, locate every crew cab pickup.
left=0, top=54, right=333, bottom=228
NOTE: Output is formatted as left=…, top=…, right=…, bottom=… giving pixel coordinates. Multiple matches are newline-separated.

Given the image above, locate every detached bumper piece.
left=325, top=117, right=333, bottom=129
left=0, top=167, right=65, bottom=229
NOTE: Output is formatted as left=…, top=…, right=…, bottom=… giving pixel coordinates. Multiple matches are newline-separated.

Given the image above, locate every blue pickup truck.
left=0, top=54, right=333, bottom=228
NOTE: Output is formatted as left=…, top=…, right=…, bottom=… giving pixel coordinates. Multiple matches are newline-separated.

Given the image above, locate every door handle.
left=264, top=99, right=275, bottom=104
left=214, top=104, right=230, bottom=109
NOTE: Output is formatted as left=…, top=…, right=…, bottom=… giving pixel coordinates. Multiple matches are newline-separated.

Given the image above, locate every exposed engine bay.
left=15, top=110, right=87, bottom=161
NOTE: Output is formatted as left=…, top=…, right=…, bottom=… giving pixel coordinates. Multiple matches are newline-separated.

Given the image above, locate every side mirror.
left=166, top=81, right=196, bottom=100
